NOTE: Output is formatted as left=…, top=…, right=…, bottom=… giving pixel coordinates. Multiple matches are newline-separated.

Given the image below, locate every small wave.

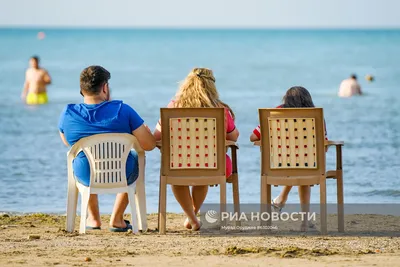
left=355, top=190, right=400, bottom=197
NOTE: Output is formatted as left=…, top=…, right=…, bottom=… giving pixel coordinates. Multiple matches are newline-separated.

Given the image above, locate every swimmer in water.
left=338, top=74, right=362, bottom=98
left=21, top=56, right=52, bottom=105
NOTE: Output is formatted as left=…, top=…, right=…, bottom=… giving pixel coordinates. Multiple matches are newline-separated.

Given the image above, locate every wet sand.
left=1, top=213, right=400, bottom=266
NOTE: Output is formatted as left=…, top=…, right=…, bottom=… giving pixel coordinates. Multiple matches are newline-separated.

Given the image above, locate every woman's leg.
left=87, top=194, right=101, bottom=227
left=171, top=185, right=200, bottom=229
left=192, top=186, right=209, bottom=214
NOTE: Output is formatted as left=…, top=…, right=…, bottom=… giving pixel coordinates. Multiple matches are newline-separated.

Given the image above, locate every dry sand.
left=1, top=213, right=400, bottom=267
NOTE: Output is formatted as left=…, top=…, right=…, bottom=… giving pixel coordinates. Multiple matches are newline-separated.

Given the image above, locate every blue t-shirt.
left=58, top=100, right=144, bottom=186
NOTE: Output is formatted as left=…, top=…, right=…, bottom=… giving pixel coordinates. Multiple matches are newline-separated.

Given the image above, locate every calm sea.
left=0, top=29, right=399, bottom=214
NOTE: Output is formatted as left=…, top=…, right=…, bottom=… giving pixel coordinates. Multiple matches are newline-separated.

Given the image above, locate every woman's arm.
left=226, top=128, right=239, bottom=142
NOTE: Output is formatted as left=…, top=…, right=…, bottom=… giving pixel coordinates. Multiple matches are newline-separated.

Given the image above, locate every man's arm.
left=133, top=124, right=156, bottom=151
left=21, top=71, right=29, bottom=99
left=43, top=70, right=52, bottom=85
left=59, top=132, right=69, bottom=147
left=356, top=84, right=362, bottom=95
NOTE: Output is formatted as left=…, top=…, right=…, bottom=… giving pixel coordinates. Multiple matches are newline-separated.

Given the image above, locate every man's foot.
left=109, top=220, right=132, bottom=232
left=109, top=218, right=129, bottom=229
left=86, top=217, right=101, bottom=230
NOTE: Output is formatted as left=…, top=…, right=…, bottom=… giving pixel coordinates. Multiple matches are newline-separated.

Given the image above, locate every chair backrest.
left=259, top=108, right=326, bottom=178
left=160, top=108, right=226, bottom=178
left=68, top=133, right=143, bottom=189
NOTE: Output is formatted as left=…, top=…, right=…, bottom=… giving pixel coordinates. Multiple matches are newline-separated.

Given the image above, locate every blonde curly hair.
left=174, top=68, right=235, bottom=120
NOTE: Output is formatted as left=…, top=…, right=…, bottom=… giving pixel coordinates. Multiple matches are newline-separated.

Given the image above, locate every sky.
left=0, top=0, right=399, bottom=28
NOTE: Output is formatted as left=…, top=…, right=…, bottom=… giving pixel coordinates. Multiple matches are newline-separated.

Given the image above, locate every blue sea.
left=0, top=29, right=399, bottom=214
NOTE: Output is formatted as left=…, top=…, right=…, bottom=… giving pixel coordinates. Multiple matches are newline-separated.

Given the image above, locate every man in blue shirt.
left=58, top=66, right=156, bottom=231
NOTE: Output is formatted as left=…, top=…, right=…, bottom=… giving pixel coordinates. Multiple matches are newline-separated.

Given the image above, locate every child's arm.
left=250, top=133, right=259, bottom=142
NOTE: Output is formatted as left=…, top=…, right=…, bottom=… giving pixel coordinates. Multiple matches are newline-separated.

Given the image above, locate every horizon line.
left=1, top=25, right=400, bottom=31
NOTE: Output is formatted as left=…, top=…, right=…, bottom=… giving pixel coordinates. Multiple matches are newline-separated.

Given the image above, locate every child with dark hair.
left=250, top=86, right=327, bottom=231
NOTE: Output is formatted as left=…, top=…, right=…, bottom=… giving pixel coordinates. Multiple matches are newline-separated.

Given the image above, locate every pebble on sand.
left=27, top=235, right=41, bottom=240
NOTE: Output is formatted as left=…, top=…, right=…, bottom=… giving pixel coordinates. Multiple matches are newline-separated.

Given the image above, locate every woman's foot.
left=191, top=221, right=202, bottom=231
left=184, top=218, right=192, bottom=230
left=183, top=218, right=202, bottom=231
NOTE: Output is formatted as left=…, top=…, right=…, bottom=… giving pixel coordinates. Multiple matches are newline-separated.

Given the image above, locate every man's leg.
left=87, top=194, right=101, bottom=227
left=110, top=193, right=129, bottom=228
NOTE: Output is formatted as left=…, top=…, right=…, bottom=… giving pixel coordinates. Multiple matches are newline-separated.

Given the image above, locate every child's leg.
left=298, top=185, right=311, bottom=231
left=274, top=186, right=293, bottom=206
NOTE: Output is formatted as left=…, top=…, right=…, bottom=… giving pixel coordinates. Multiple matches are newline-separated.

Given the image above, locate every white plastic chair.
left=65, top=133, right=148, bottom=234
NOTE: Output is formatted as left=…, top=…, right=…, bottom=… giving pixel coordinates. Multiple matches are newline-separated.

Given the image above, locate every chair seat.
left=76, top=180, right=135, bottom=194
left=163, top=175, right=226, bottom=186
left=261, top=175, right=322, bottom=186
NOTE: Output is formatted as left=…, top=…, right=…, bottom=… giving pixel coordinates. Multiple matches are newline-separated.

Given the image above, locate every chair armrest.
left=254, top=140, right=343, bottom=147
left=157, top=140, right=239, bottom=149
left=226, top=140, right=239, bottom=149
left=325, top=140, right=344, bottom=147
left=253, top=141, right=261, bottom=147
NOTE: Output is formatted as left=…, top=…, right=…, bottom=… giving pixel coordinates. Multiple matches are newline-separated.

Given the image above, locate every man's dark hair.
left=351, top=74, right=357, bottom=80
left=80, top=66, right=111, bottom=96
left=31, top=55, right=40, bottom=63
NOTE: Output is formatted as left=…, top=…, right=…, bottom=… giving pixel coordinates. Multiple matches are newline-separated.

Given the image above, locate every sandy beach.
left=1, top=213, right=400, bottom=266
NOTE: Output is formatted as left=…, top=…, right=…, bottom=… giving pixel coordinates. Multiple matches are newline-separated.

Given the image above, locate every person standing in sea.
left=338, top=74, right=362, bottom=97
left=21, top=56, right=52, bottom=105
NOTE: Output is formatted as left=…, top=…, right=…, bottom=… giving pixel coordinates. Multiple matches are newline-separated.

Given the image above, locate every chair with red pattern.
left=158, top=108, right=240, bottom=234
left=254, top=108, right=344, bottom=234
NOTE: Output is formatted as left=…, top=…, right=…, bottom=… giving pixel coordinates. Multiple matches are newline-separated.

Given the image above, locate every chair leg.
left=266, top=184, right=272, bottom=229
left=320, top=177, right=327, bottom=235
left=232, top=174, right=241, bottom=226
left=336, top=145, right=344, bottom=233
left=128, top=185, right=139, bottom=234
left=79, top=189, right=90, bottom=234
left=135, top=153, right=147, bottom=231
left=260, top=176, right=267, bottom=226
left=337, top=170, right=344, bottom=232
left=66, top=180, right=78, bottom=233
left=220, top=181, right=227, bottom=228
left=158, top=176, right=167, bottom=234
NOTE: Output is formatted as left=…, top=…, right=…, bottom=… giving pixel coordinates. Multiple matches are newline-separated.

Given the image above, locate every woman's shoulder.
left=167, top=99, right=176, bottom=108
